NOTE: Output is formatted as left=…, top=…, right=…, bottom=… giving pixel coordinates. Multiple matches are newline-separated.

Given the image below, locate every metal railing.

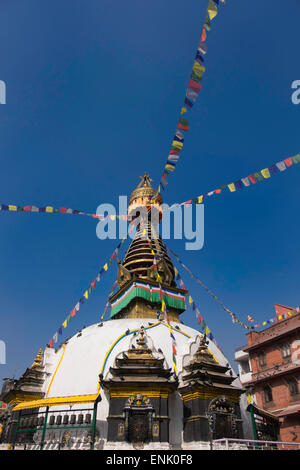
left=212, top=438, right=300, bottom=450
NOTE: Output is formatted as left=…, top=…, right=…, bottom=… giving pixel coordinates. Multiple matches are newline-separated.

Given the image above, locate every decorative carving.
left=147, top=259, right=173, bottom=286
left=207, top=396, right=238, bottom=440
left=125, top=394, right=151, bottom=409
left=117, top=263, right=132, bottom=289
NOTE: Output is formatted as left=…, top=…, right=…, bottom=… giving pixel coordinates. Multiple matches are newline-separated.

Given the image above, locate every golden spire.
left=31, top=348, right=43, bottom=368
left=129, top=173, right=162, bottom=206
left=136, top=326, right=147, bottom=349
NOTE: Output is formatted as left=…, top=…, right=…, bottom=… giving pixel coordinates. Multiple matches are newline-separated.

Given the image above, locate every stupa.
left=0, top=175, right=245, bottom=450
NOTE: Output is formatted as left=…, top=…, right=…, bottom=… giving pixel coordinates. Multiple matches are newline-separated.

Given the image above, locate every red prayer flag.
left=177, top=123, right=189, bottom=132
left=201, top=27, right=206, bottom=42
left=169, top=149, right=180, bottom=155
left=215, top=189, right=222, bottom=194
left=91, top=280, right=96, bottom=289
left=60, top=207, right=67, bottom=213
left=23, top=206, right=31, bottom=211
left=188, top=80, right=202, bottom=92
left=284, top=157, right=293, bottom=167
left=172, top=344, right=177, bottom=355
left=49, top=339, right=54, bottom=348
left=70, top=308, right=76, bottom=317
left=248, top=175, right=257, bottom=184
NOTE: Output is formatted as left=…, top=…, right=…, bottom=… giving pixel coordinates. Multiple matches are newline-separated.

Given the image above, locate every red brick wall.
left=247, top=322, right=300, bottom=442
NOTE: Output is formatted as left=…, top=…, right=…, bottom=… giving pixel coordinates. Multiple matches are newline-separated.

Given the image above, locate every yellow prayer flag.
left=84, top=291, right=88, bottom=299
left=46, top=206, right=54, bottom=213
left=197, top=195, right=203, bottom=204
left=181, top=107, right=187, bottom=114
left=110, top=215, right=116, bottom=221
left=103, top=263, right=108, bottom=271
left=173, top=363, right=177, bottom=374
left=165, top=164, right=175, bottom=172
left=278, top=315, right=282, bottom=320
left=288, top=311, right=293, bottom=316
left=189, top=296, right=193, bottom=305
left=172, top=141, right=183, bottom=150
left=261, top=168, right=271, bottom=179
left=174, top=267, right=178, bottom=276
left=207, top=0, right=218, bottom=20
left=205, top=326, right=210, bottom=335
left=8, top=205, right=17, bottom=211
left=192, top=62, right=206, bottom=78
left=228, top=183, right=236, bottom=192
left=63, top=319, right=67, bottom=328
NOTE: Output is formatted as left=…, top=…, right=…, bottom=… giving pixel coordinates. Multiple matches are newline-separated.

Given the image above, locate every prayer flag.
left=186, top=89, right=199, bottom=102
left=284, top=157, right=293, bottom=167
left=207, top=0, right=218, bottom=20
left=192, top=62, right=206, bottom=79
left=188, top=79, right=202, bottom=92
left=249, top=174, right=257, bottom=184
left=254, top=172, right=263, bottom=181
left=198, top=41, right=207, bottom=55
left=276, top=161, right=286, bottom=172
left=261, top=168, right=271, bottom=178
left=204, top=13, right=211, bottom=31
left=241, top=177, right=250, bottom=186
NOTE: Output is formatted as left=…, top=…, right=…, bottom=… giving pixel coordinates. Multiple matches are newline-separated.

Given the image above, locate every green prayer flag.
left=254, top=171, right=263, bottom=181
left=204, top=13, right=211, bottom=31
left=179, top=116, right=189, bottom=127
left=292, top=153, right=300, bottom=163
left=190, top=71, right=202, bottom=84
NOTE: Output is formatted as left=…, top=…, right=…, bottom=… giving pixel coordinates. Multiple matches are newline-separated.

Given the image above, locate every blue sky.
left=0, top=0, right=299, bottom=383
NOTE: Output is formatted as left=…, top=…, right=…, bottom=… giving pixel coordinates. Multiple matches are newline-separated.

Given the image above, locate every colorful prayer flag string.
left=247, top=306, right=299, bottom=328
left=141, top=222, right=178, bottom=374
left=47, top=237, right=128, bottom=348
left=173, top=265, right=223, bottom=352
left=166, top=152, right=300, bottom=210
left=168, top=248, right=252, bottom=331
left=101, top=280, right=118, bottom=321
left=153, top=0, right=225, bottom=198
left=0, top=203, right=135, bottom=222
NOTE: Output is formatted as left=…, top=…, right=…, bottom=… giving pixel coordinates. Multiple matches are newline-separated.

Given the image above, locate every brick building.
left=243, top=304, right=300, bottom=442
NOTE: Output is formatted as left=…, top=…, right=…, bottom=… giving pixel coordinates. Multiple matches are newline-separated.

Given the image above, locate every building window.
left=263, top=385, right=273, bottom=403
left=281, top=343, right=291, bottom=358
left=240, top=360, right=250, bottom=374
left=288, top=378, right=299, bottom=396
left=258, top=352, right=266, bottom=367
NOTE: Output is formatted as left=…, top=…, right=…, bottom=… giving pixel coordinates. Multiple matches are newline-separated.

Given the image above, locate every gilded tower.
left=109, top=173, right=187, bottom=322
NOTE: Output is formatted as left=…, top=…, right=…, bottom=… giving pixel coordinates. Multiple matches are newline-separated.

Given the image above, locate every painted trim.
left=46, top=344, right=67, bottom=397
left=13, top=393, right=99, bottom=411
left=181, top=389, right=241, bottom=403
left=109, top=389, right=170, bottom=398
